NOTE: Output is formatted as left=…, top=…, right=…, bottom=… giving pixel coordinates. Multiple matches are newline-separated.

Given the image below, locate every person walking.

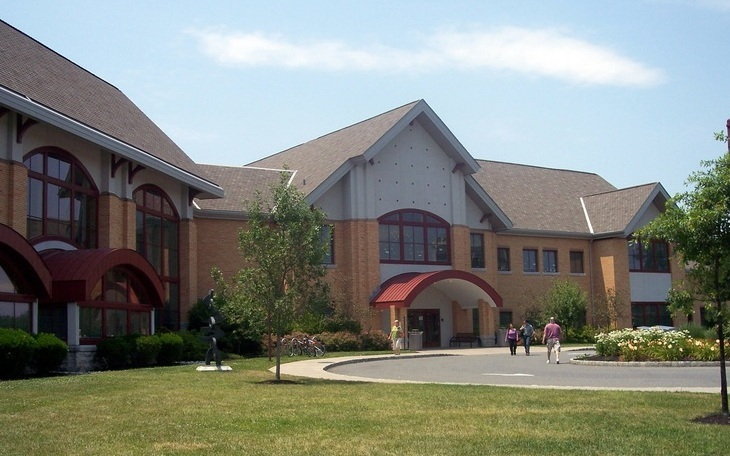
left=542, top=317, right=562, bottom=364
left=388, top=320, right=403, bottom=355
left=505, top=323, right=519, bottom=355
left=519, top=320, right=534, bottom=355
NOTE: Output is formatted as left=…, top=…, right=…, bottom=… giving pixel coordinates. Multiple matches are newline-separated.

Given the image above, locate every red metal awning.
left=370, top=270, right=502, bottom=309
left=0, top=224, right=52, bottom=299
left=41, top=248, right=165, bottom=306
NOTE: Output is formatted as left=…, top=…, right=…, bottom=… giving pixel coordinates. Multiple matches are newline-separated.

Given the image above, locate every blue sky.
left=3, top=1, right=729, bottom=196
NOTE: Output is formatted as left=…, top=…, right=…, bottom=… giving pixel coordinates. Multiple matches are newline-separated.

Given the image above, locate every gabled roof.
left=473, top=160, right=617, bottom=235
left=582, top=183, right=669, bottom=236
left=247, top=99, right=481, bottom=204
left=0, top=20, right=222, bottom=199
left=195, top=164, right=293, bottom=217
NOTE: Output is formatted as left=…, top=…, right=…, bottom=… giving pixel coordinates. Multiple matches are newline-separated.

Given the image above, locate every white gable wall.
left=317, top=119, right=472, bottom=225
left=633, top=202, right=662, bottom=231
left=465, top=194, right=492, bottom=230
left=369, top=120, right=465, bottom=223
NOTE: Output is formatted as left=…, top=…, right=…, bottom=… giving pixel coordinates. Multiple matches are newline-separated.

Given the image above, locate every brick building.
left=0, top=20, right=684, bottom=368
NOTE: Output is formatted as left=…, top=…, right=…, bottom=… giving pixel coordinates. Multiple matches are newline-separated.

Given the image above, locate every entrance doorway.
left=407, top=309, right=441, bottom=348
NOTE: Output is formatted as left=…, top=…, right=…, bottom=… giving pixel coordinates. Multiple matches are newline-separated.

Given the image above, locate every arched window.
left=378, top=209, right=450, bottom=264
left=133, top=186, right=180, bottom=330
left=0, top=262, right=33, bottom=332
left=79, top=268, right=153, bottom=342
left=24, top=147, right=98, bottom=248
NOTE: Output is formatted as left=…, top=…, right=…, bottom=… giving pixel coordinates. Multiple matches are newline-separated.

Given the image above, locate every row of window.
left=501, top=302, right=674, bottom=328
left=322, top=209, right=671, bottom=276
left=493, top=247, right=585, bottom=274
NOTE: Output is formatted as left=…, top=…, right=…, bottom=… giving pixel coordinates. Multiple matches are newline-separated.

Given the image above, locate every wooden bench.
left=449, top=333, right=481, bottom=348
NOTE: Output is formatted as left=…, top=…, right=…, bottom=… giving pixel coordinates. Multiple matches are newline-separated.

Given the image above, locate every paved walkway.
left=274, top=346, right=721, bottom=393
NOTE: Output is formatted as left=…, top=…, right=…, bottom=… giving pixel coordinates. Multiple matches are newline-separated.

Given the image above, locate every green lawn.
left=0, top=354, right=727, bottom=455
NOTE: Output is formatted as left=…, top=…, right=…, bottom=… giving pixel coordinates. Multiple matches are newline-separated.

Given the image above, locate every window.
left=0, top=263, right=34, bottom=332
left=472, top=308, right=480, bottom=334
left=523, top=249, right=538, bottom=273
left=543, top=249, right=558, bottom=273
left=628, top=239, right=670, bottom=272
left=378, top=210, right=450, bottom=264
left=470, top=233, right=485, bottom=268
left=631, top=302, right=672, bottom=327
left=570, top=251, right=585, bottom=274
left=24, top=147, right=98, bottom=248
left=320, top=225, right=334, bottom=265
left=79, top=268, right=153, bottom=341
left=134, top=186, right=180, bottom=330
left=499, top=311, right=513, bottom=328
left=497, top=247, right=510, bottom=272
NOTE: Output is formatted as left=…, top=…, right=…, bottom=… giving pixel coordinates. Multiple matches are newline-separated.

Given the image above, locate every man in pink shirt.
left=542, top=317, right=562, bottom=364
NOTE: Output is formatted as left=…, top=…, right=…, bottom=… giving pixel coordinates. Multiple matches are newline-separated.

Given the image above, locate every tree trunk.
left=717, top=299, right=728, bottom=415
left=714, top=260, right=728, bottom=415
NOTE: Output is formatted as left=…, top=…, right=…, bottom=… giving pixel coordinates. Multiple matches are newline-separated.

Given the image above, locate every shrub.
left=360, top=330, right=390, bottom=351
left=322, top=318, right=362, bottom=334
left=33, top=333, right=68, bottom=375
left=568, top=325, right=600, bottom=343
left=95, top=336, right=133, bottom=370
left=317, top=331, right=359, bottom=352
left=134, top=335, right=161, bottom=366
left=178, top=330, right=207, bottom=361
left=0, top=328, right=36, bottom=378
left=187, top=299, right=215, bottom=332
left=157, top=333, right=184, bottom=365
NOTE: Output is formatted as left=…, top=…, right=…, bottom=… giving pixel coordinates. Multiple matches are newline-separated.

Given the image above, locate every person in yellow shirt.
left=388, top=320, right=403, bottom=355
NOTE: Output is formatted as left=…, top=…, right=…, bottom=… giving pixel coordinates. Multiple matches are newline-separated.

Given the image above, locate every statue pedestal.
left=196, top=365, right=233, bottom=372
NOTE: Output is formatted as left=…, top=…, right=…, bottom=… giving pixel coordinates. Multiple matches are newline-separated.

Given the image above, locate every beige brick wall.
left=97, top=195, right=135, bottom=248
left=450, top=225, right=472, bottom=271
left=492, top=234, right=594, bottom=325
left=591, top=238, right=631, bottom=327
left=329, top=219, right=381, bottom=330
left=0, top=160, right=28, bottom=233
left=195, top=217, right=249, bottom=298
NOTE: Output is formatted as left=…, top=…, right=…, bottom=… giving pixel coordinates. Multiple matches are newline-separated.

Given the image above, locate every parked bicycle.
left=288, top=336, right=304, bottom=356
left=287, top=335, right=326, bottom=357
left=303, top=335, right=326, bottom=357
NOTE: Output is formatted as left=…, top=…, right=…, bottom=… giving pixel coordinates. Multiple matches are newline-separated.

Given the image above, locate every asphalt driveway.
left=275, top=346, right=721, bottom=393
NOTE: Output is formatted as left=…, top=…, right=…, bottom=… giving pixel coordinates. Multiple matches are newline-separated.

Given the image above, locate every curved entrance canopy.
left=0, top=224, right=52, bottom=299
left=41, top=248, right=165, bottom=306
left=370, top=270, right=502, bottom=309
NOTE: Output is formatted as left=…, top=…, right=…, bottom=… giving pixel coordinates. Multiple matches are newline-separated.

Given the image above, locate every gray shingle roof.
left=582, top=183, right=661, bottom=234
left=195, top=164, right=292, bottom=214
left=247, top=101, right=420, bottom=194
left=473, top=160, right=617, bottom=234
left=0, top=20, right=215, bottom=191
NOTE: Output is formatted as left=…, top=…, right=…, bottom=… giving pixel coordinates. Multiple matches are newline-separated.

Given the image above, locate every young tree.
left=216, top=172, right=330, bottom=381
left=635, top=127, right=729, bottom=416
left=592, top=288, right=626, bottom=330
left=540, top=279, right=587, bottom=340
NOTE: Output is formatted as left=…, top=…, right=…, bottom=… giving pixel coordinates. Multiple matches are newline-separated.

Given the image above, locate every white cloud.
left=188, top=26, right=665, bottom=87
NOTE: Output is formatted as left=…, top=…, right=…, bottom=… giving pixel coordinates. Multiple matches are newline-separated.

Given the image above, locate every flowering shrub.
left=595, top=327, right=728, bottom=362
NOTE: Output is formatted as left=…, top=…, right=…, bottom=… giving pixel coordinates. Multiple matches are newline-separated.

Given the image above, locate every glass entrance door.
left=407, top=309, right=441, bottom=347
